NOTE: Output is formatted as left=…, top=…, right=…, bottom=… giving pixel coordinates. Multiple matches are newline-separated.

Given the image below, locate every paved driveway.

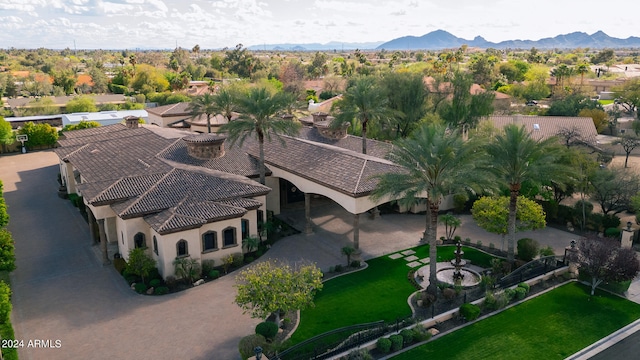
left=2, top=151, right=259, bottom=360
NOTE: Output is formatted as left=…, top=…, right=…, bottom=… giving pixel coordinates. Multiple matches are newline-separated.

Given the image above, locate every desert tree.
left=577, top=235, right=640, bottom=295
left=614, top=135, right=640, bottom=168
left=589, top=166, right=640, bottom=215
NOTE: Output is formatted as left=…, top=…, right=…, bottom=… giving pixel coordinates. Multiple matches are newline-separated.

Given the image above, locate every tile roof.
left=146, top=102, right=192, bottom=117
left=144, top=198, right=247, bottom=234
left=246, top=135, right=402, bottom=197
left=158, top=139, right=263, bottom=178
left=59, top=123, right=128, bottom=139
left=488, top=115, right=598, bottom=146
left=115, top=168, right=269, bottom=219
left=58, top=126, right=149, bottom=147
left=296, top=126, right=393, bottom=159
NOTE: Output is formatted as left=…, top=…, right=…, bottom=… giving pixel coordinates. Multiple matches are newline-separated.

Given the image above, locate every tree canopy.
left=66, top=96, right=98, bottom=113
left=235, top=260, right=323, bottom=324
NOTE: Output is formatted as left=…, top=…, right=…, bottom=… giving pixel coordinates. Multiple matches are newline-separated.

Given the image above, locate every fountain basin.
left=436, top=266, right=481, bottom=288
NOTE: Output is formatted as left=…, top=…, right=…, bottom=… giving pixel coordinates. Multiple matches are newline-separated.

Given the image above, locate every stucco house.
left=54, top=115, right=400, bottom=279
left=146, top=102, right=235, bottom=132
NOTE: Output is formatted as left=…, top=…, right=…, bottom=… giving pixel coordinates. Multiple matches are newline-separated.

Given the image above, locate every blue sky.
left=1, top=0, right=639, bottom=49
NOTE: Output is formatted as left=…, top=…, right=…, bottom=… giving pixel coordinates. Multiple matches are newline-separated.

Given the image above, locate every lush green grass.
left=393, top=282, right=640, bottom=360
left=290, top=245, right=496, bottom=344
left=599, top=99, right=614, bottom=105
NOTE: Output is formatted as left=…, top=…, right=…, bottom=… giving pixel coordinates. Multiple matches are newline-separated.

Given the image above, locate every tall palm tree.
left=371, top=123, right=487, bottom=296
left=577, top=63, right=589, bottom=86
left=219, top=87, right=301, bottom=184
left=485, top=124, right=569, bottom=263
left=187, top=93, right=218, bottom=133
left=214, top=88, right=238, bottom=123
left=331, top=76, right=390, bottom=155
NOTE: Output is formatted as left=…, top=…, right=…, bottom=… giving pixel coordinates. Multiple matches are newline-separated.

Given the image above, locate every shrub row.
left=375, top=325, right=432, bottom=354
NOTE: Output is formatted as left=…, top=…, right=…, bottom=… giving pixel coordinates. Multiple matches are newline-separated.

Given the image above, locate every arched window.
left=202, top=231, right=217, bottom=252
left=222, top=227, right=236, bottom=247
left=176, top=239, right=188, bottom=257
left=153, top=236, right=158, bottom=255
left=241, top=219, right=249, bottom=240
left=134, top=232, right=146, bottom=249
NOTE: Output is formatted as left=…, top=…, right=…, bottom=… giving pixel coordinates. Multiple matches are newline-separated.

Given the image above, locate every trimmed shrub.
left=238, top=334, right=267, bottom=360
left=480, top=275, right=495, bottom=291
left=602, top=214, right=621, bottom=229
left=344, top=349, right=373, bottom=360
left=459, top=303, right=481, bottom=321
left=113, top=257, right=127, bottom=274
left=411, top=325, right=432, bottom=342
left=464, top=238, right=471, bottom=244
left=517, top=238, right=539, bottom=262
left=484, top=291, right=508, bottom=311
left=255, top=321, right=279, bottom=340
left=400, top=329, right=414, bottom=344
left=201, top=259, right=216, bottom=275
left=208, top=269, right=220, bottom=279
left=376, top=337, right=392, bottom=353
left=389, top=334, right=403, bottom=352
left=419, top=291, right=436, bottom=307
left=442, top=288, right=456, bottom=301
left=605, top=227, right=621, bottom=238
left=134, top=283, right=147, bottom=294
left=539, top=245, right=555, bottom=257
left=154, top=286, right=169, bottom=295
left=350, top=260, right=361, bottom=268
left=517, top=282, right=530, bottom=294
left=334, top=264, right=343, bottom=272
left=504, top=288, right=516, bottom=302
left=244, top=256, right=254, bottom=264
left=232, top=253, right=244, bottom=268
left=149, top=279, right=162, bottom=288
left=514, top=286, right=527, bottom=300
left=454, top=235, right=462, bottom=242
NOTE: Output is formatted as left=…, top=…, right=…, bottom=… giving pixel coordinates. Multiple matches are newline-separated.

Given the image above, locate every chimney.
left=124, top=116, right=140, bottom=129
left=183, top=134, right=227, bottom=160
left=311, top=112, right=329, bottom=124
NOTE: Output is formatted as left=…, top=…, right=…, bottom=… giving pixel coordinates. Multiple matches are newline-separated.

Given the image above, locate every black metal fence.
left=497, top=255, right=566, bottom=289
left=273, top=317, right=414, bottom=360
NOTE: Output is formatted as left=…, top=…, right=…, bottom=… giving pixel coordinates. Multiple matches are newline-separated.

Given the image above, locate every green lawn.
left=599, top=99, right=614, bottom=105
left=289, top=245, right=496, bottom=344
left=393, top=282, right=640, bottom=360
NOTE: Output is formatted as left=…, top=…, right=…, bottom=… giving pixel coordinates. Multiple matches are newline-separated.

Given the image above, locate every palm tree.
left=331, top=76, right=390, bottom=155
left=219, top=87, right=301, bottom=184
left=577, top=63, right=589, bottom=86
left=484, top=124, right=569, bottom=263
left=187, top=93, right=218, bottom=133
left=214, top=88, right=238, bottom=123
left=371, top=123, right=487, bottom=296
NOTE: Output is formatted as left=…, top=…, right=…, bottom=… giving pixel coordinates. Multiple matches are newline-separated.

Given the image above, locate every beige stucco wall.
left=268, top=167, right=393, bottom=215
left=147, top=113, right=185, bottom=128
left=265, top=177, right=280, bottom=215
left=117, top=216, right=151, bottom=259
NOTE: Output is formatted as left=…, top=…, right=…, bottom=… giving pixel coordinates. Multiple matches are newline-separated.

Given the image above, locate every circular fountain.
left=436, top=242, right=481, bottom=288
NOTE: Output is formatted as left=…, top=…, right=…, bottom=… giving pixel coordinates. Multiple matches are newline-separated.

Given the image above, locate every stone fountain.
left=451, top=241, right=466, bottom=284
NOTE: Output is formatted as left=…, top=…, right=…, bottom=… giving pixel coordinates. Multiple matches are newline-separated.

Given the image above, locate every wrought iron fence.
left=497, top=255, right=566, bottom=289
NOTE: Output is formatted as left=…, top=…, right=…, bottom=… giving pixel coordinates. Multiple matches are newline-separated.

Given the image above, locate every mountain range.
left=247, top=30, right=640, bottom=51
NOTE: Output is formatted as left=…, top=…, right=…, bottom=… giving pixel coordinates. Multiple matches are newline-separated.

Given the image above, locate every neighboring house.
left=423, top=76, right=510, bottom=109
left=186, top=81, right=210, bottom=96
left=487, top=115, right=599, bottom=148
left=146, top=101, right=235, bottom=133
left=61, top=109, right=148, bottom=127
left=3, top=114, right=64, bottom=129
left=6, top=94, right=128, bottom=114
left=54, top=115, right=403, bottom=279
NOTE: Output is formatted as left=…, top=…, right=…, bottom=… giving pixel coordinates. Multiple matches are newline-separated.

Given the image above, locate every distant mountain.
left=377, top=30, right=640, bottom=50
left=246, top=41, right=384, bottom=51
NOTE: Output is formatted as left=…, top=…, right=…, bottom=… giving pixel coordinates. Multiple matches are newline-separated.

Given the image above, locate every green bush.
left=484, top=291, right=508, bottom=311
left=232, top=253, right=244, bottom=268
left=517, top=238, right=539, bottom=262
left=208, top=269, right=220, bottom=279
left=244, top=256, right=254, bottom=264
left=518, top=282, right=530, bottom=294
left=453, top=193, right=468, bottom=213
left=459, top=303, right=481, bottom=321
left=400, top=329, right=414, bottom=344
left=539, top=245, right=555, bottom=257
left=344, top=349, right=373, bottom=360
left=411, top=325, right=432, bottom=342
left=255, top=321, right=279, bottom=340
left=602, top=214, right=621, bottom=229
left=154, top=286, right=169, bottom=295
left=0, top=281, right=11, bottom=323
left=605, top=227, right=621, bottom=238
left=573, top=200, right=594, bottom=215
left=238, top=334, right=267, bottom=360
left=376, top=337, right=392, bottom=353
left=514, top=286, right=527, bottom=300
left=350, top=260, right=361, bottom=268
left=442, top=288, right=456, bottom=301
left=0, top=229, right=16, bottom=272
left=125, top=275, right=138, bottom=285
left=389, top=334, right=404, bottom=352
left=335, top=264, right=343, bottom=272
left=504, top=288, right=516, bottom=302
left=113, top=257, right=127, bottom=274
left=134, top=283, right=147, bottom=294
left=149, top=279, right=162, bottom=288
left=201, top=259, right=216, bottom=275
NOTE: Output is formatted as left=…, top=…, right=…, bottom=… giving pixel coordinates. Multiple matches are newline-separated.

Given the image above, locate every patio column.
left=304, top=193, right=313, bottom=235
left=353, top=213, right=361, bottom=260
left=87, top=209, right=97, bottom=245
left=97, top=219, right=111, bottom=265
